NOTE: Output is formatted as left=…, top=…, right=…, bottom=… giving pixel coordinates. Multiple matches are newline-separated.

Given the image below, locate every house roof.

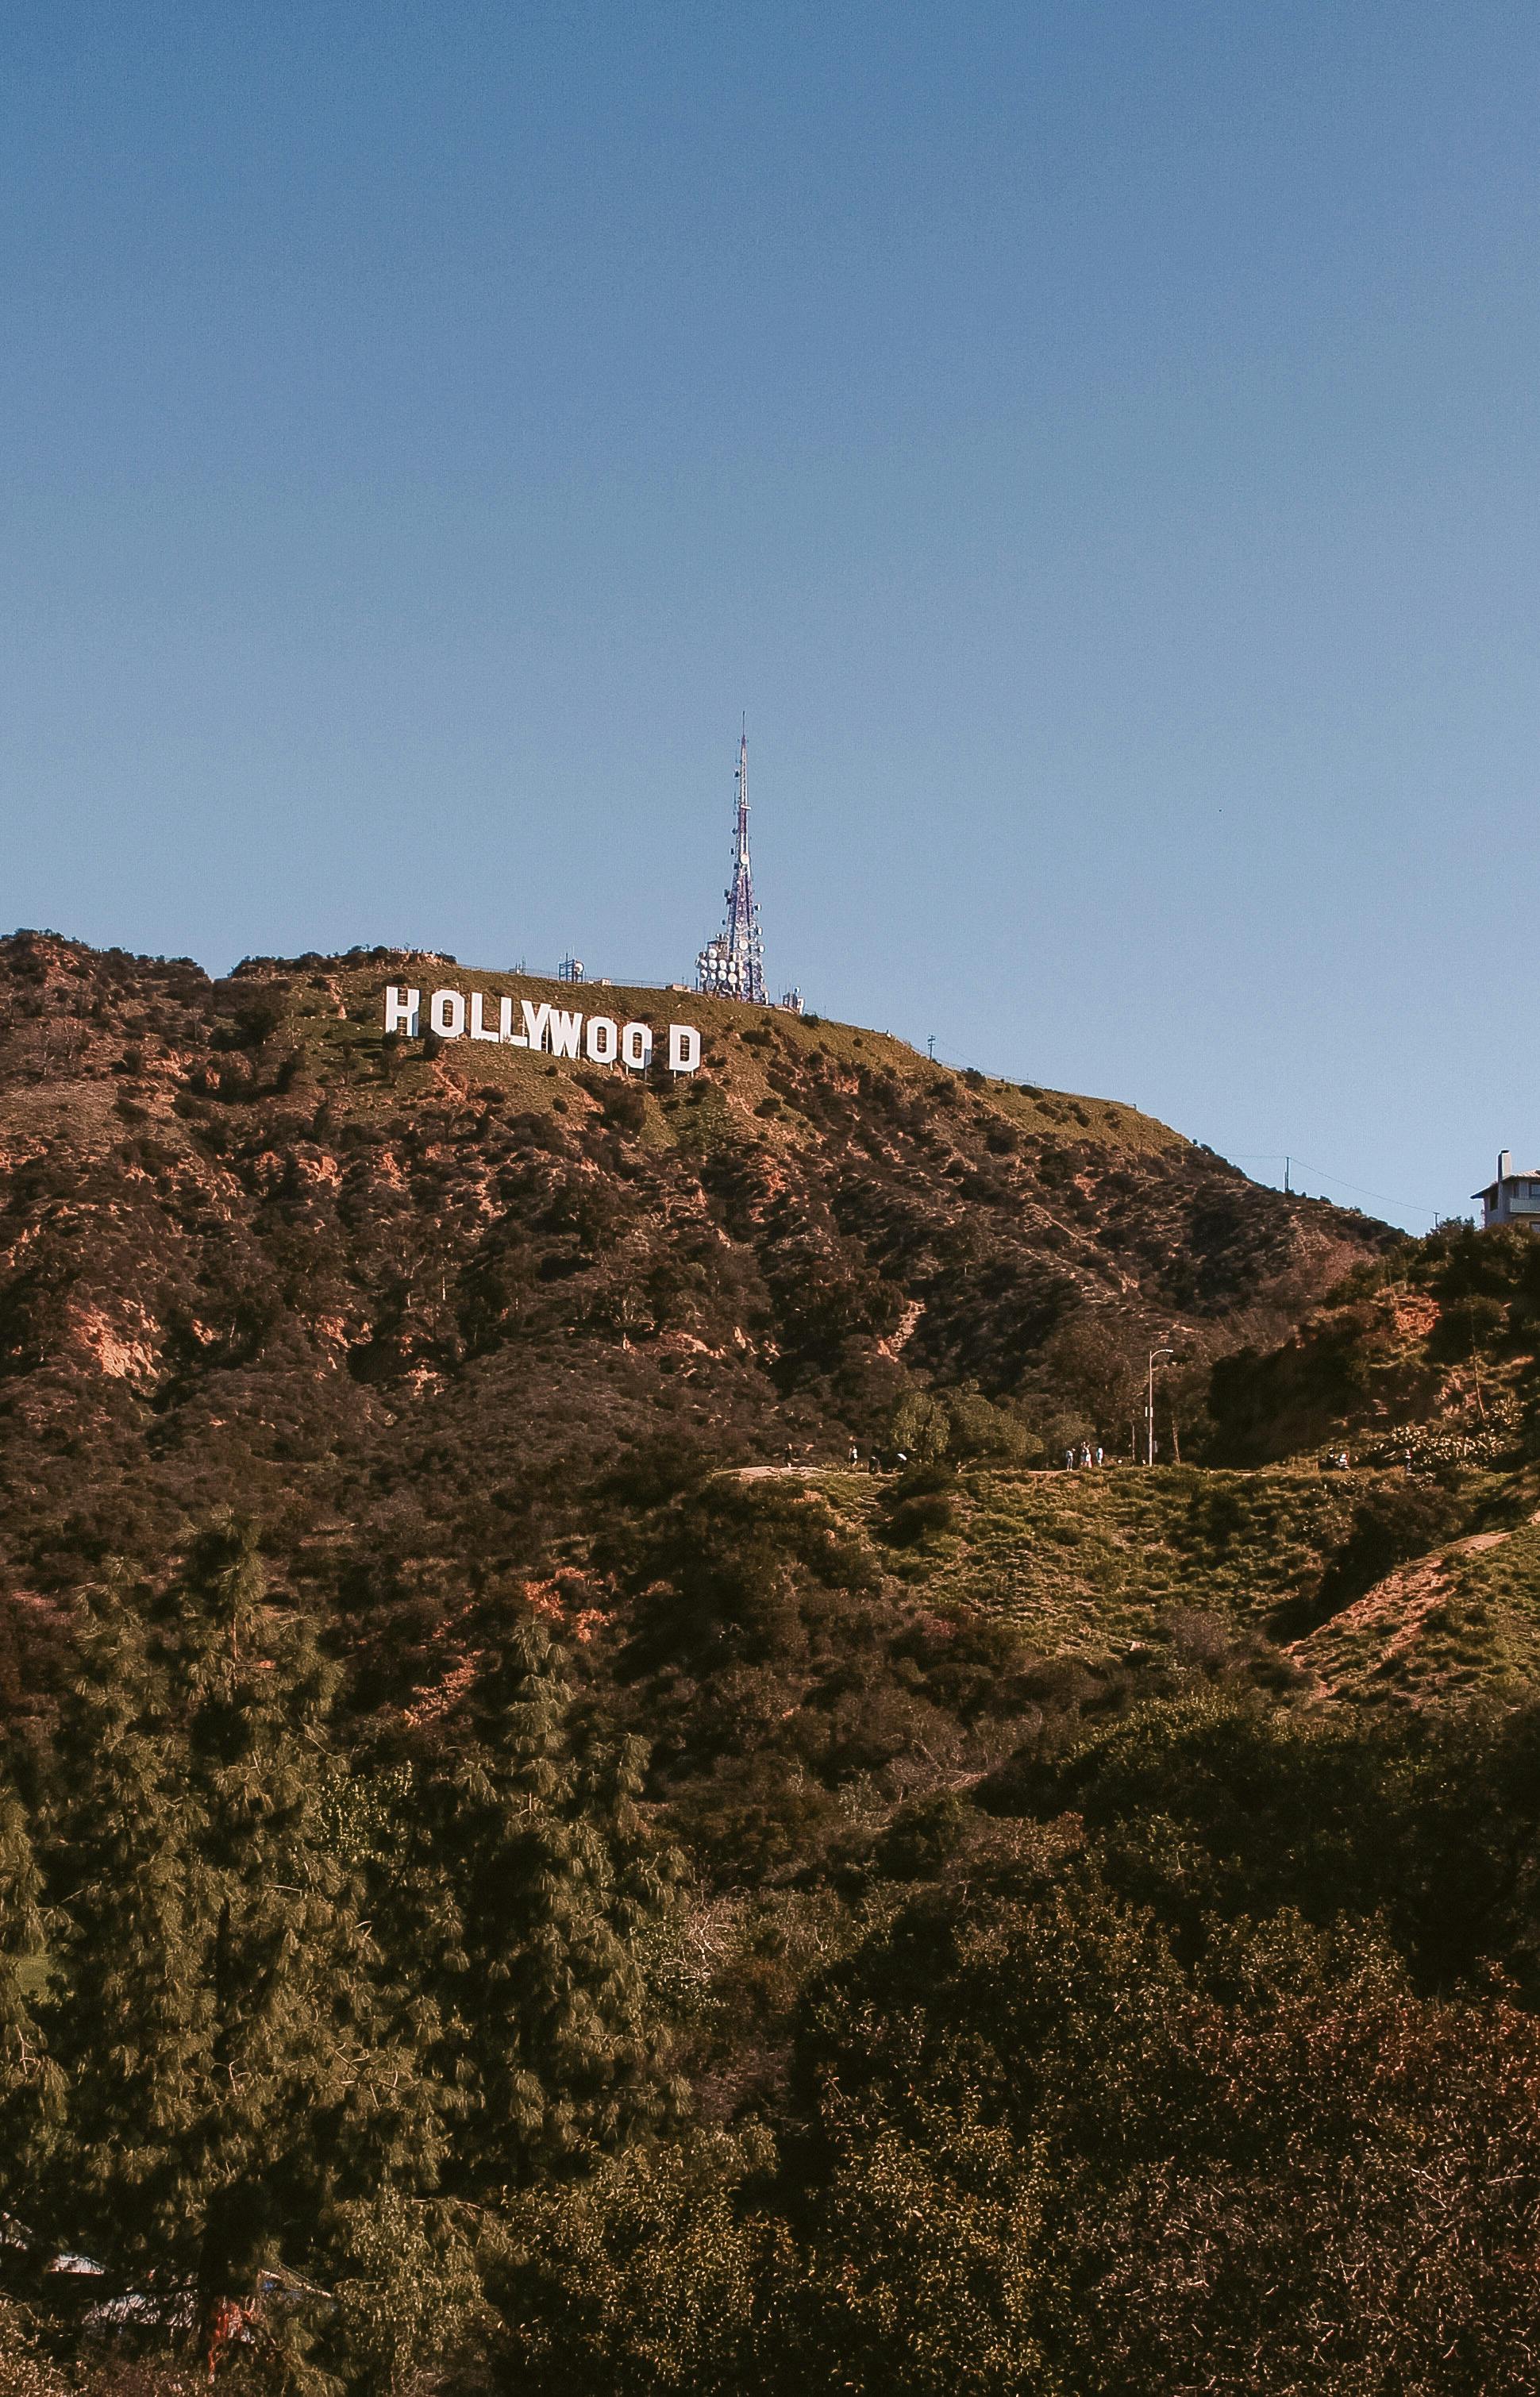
left=1473, top=1169, right=1540, bottom=1199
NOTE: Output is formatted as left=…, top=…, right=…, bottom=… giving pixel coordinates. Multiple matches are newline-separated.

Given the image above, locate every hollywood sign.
left=383, top=986, right=702, bottom=1073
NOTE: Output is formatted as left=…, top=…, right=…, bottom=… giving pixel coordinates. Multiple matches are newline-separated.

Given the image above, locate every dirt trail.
left=1291, top=1509, right=1540, bottom=1700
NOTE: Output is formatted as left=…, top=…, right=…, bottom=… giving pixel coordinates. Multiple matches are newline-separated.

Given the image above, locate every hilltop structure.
left=696, top=727, right=768, bottom=1003
left=1474, top=1150, right=1540, bottom=1230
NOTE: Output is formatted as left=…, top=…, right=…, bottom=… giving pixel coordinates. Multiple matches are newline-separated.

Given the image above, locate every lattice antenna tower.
left=696, top=723, right=767, bottom=1002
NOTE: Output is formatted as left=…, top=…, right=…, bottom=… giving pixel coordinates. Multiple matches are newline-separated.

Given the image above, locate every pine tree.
left=437, top=1619, right=681, bottom=2192
left=40, top=1521, right=447, bottom=2340
left=39, top=1562, right=206, bottom=2275
left=0, top=1765, right=60, bottom=2215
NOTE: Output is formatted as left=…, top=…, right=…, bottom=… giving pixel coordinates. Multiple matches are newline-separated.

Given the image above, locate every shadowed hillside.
left=1210, top=1220, right=1540, bottom=1467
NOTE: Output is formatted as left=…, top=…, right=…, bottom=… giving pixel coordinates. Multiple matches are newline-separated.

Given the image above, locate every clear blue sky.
left=4, top=2, right=1537, bottom=1231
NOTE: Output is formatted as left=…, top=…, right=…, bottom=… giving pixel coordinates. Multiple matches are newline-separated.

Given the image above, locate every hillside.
left=12, top=932, right=1540, bottom=2392
left=1210, top=1217, right=1540, bottom=1466
left=733, top=1457, right=1540, bottom=1709
left=810, top=1459, right=1453, bottom=1646
left=1290, top=1496, right=1540, bottom=1705
left=0, top=929, right=1385, bottom=1626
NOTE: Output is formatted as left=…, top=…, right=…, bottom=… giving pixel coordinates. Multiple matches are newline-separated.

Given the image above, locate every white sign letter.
left=500, top=996, right=525, bottom=1046
left=429, top=988, right=466, bottom=1039
left=621, top=1021, right=653, bottom=1071
left=383, top=985, right=419, bottom=1037
left=668, top=1023, right=702, bottom=1073
left=586, top=1015, right=618, bottom=1063
left=469, top=992, right=500, bottom=1043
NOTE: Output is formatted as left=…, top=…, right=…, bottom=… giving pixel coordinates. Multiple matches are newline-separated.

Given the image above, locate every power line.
left=1226, top=1153, right=1442, bottom=1225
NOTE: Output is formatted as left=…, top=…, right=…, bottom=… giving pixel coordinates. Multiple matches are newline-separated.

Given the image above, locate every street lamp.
left=1145, top=1346, right=1174, bottom=1466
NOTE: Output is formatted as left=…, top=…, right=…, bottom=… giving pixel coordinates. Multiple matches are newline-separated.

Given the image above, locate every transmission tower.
left=696, top=725, right=767, bottom=1003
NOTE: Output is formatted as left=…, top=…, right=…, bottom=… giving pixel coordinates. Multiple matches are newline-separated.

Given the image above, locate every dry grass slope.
left=791, top=1462, right=1402, bottom=1653
left=1293, top=1513, right=1540, bottom=1706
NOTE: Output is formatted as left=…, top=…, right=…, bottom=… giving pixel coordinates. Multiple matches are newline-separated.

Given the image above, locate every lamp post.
left=1145, top=1346, right=1173, bottom=1466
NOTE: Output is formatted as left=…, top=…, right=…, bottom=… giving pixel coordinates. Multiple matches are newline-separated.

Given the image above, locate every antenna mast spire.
left=696, top=723, right=767, bottom=1003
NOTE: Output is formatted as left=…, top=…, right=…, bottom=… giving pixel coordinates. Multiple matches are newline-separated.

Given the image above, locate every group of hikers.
left=831, top=1440, right=1114, bottom=1474
left=796, top=1438, right=1386, bottom=1478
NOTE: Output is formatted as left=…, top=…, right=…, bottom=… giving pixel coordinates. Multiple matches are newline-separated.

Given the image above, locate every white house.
left=1473, top=1150, right=1540, bottom=1229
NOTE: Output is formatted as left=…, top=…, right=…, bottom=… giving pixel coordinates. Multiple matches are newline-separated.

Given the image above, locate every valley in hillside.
left=6, top=931, right=1540, bottom=2392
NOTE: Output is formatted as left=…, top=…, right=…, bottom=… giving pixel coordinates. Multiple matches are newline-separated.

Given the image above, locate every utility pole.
left=927, top=1036, right=936, bottom=1060
left=1284, top=1155, right=1292, bottom=1194
left=1146, top=1346, right=1173, bottom=1467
